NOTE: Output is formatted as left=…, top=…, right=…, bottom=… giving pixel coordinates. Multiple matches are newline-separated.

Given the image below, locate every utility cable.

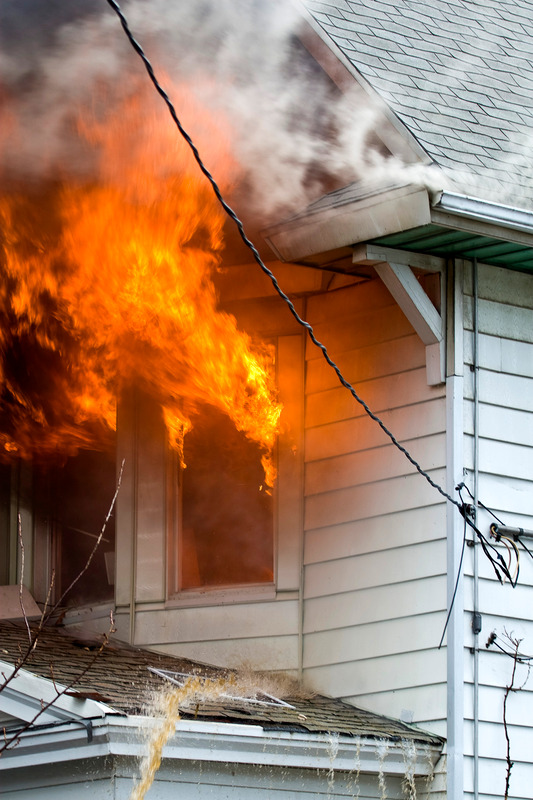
left=105, top=0, right=463, bottom=512
left=438, top=506, right=467, bottom=648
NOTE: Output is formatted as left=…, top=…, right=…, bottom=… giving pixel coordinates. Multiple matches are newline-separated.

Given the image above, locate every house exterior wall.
left=103, top=291, right=308, bottom=675
left=300, top=276, right=448, bottom=737
left=462, top=262, right=533, bottom=800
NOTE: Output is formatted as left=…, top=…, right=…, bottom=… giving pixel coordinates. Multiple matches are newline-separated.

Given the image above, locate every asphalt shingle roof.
left=303, top=0, right=533, bottom=208
left=0, top=621, right=442, bottom=745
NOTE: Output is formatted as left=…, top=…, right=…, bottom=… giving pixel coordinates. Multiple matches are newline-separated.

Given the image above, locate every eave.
left=0, top=714, right=443, bottom=777
left=264, top=184, right=533, bottom=274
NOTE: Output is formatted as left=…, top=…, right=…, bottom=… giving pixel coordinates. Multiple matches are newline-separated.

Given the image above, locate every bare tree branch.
left=0, top=459, right=125, bottom=750
left=17, top=514, right=31, bottom=645
left=0, top=613, right=116, bottom=755
left=502, top=631, right=531, bottom=800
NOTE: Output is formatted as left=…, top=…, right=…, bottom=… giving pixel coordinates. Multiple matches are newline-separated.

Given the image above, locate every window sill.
left=166, top=583, right=279, bottom=608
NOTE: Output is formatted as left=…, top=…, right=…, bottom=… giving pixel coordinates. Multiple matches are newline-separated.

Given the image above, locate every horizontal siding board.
left=304, top=648, right=447, bottom=698
left=305, top=434, right=445, bottom=496
left=465, top=261, right=533, bottom=310
left=475, top=648, right=533, bottom=691
left=303, top=612, right=445, bottom=667
left=344, top=685, right=447, bottom=733
left=464, top=400, right=533, bottom=447
left=305, top=398, right=446, bottom=461
left=306, top=305, right=414, bottom=361
left=304, top=540, right=446, bottom=600
left=306, top=334, right=424, bottom=394
left=304, top=576, right=446, bottom=631
left=474, top=578, right=533, bottom=619
left=151, top=762, right=415, bottom=798
left=476, top=472, right=533, bottom=516
left=463, top=437, right=533, bottom=481
left=464, top=756, right=533, bottom=799
left=306, top=278, right=395, bottom=325
left=464, top=368, right=533, bottom=412
left=464, top=683, right=533, bottom=725
left=304, top=469, right=446, bottom=530
left=463, top=719, right=533, bottom=763
left=304, top=504, right=446, bottom=565
left=464, top=296, right=533, bottom=342
left=154, top=634, right=298, bottom=672
left=464, top=331, right=533, bottom=378
left=134, top=599, right=299, bottom=644
left=306, top=367, right=444, bottom=428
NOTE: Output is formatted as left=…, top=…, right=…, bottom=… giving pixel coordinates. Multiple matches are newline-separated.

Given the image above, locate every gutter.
left=265, top=182, right=533, bottom=266
left=1, top=714, right=443, bottom=776
left=433, top=191, right=533, bottom=236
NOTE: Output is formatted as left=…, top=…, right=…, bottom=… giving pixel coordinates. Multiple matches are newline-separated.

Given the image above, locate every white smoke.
left=0, top=0, right=443, bottom=220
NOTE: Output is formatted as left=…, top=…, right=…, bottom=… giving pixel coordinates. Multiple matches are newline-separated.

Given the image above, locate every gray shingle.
left=0, top=621, right=443, bottom=745
left=304, top=0, right=533, bottom=208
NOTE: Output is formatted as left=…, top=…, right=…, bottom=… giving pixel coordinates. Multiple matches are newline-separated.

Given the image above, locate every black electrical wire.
left=105, top=1, right=522, bottom=624
left=438, top=506, right=467, bottom=649
left=456, top=485, right=516, bottom=587
left=487, top=636, right=533, bottom=664
left=104, top=0, right=464, bottom=514
left=462, top=483, right=505, bottom=526
left=516, top=535, right=533, bottom=565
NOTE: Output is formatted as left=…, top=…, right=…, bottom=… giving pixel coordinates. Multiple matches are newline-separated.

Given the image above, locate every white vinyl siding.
left=301, top=277, right=448, bottom=735
left=462, top=262, right=533, bottom=800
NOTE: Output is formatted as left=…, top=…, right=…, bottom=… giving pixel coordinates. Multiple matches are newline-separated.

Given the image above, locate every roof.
left=302, top=0, right=533, bottom=209
left=0, top=620, right=442, bottom=746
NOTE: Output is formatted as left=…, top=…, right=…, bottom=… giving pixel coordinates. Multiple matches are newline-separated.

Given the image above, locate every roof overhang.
left=264, top=184, right=533, bottom=273
left=1, top=714, right=443, bottom=778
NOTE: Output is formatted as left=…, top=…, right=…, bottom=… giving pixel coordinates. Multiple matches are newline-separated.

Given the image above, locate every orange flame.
left=0, top=80, right=282, bottom=483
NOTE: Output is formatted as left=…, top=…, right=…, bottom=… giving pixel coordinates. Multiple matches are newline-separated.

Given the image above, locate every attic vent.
left=147, top=668, right=295, bottom=708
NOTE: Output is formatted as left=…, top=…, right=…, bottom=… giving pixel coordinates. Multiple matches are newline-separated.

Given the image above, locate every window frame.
left=165, top=332, right=305, bottom=605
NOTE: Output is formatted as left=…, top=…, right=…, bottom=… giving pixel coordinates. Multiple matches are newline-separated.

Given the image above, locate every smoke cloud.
left=0, top=0, right=442, bottom=222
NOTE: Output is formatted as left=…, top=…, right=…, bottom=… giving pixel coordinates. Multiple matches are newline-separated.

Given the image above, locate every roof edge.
left=264, top=183, right=432, bottom=261
left=1, top=714, right=443, bottom=775
left=434, top=191, right=533, bottom=238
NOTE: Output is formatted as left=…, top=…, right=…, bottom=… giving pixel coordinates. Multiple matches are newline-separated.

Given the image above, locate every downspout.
left=446, top=258, right=465, bottom=800
left=472, top=258, right=480, bottom=800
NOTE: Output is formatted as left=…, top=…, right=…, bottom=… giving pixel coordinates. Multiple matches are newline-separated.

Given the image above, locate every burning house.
left=1, top=1, right=533, bottom=799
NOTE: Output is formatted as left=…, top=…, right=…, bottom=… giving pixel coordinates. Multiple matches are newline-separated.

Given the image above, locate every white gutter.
left=0, top=659, right=110, bottom=727
left=434, top=191, right=533, bottom=236
left=0, top=714, right=443, bottom=776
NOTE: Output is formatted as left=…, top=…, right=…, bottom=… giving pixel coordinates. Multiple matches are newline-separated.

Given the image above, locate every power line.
left=104, top=0, right=462, bottom=513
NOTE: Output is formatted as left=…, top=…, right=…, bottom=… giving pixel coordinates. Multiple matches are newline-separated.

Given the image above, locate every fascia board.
left=2, top=715, right=443, bottom=776
left=0, top=659, right=111, bottom=725
left=265, top=185, right=432, bottom=261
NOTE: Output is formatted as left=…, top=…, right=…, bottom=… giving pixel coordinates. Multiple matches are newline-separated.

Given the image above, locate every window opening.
left=178, top=404, right=274, bottom=591
left=40, top=447, right=116, bottom=606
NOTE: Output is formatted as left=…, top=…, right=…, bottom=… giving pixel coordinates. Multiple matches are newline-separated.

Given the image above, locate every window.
left=35, top=447, right=116, bottom=607
left=178, top=404, right=274, bottom=591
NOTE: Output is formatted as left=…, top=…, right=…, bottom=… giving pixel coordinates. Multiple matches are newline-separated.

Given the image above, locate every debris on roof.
left=0, top=620, right=442, bottom=746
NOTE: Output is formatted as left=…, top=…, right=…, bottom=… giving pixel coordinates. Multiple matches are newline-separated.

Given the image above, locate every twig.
left=0, top=462, right=124, bottom=717
left=0, top=613, right=116, bottom=755
left=17, top=514, right=31, bottom=645
left=50, top=459, right=125, bottom=615
left=502, top=632, right=531, bottom=800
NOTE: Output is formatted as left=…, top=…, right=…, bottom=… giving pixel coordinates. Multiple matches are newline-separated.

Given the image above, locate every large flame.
left=0, top=80, right=282, bottom=484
